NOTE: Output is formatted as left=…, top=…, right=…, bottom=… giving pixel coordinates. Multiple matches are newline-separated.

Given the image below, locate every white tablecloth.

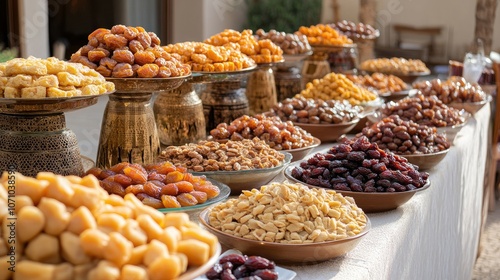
left=66, top=97, right=490, bottom=280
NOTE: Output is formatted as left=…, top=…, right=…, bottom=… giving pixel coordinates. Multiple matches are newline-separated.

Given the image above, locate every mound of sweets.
left=86, top=161, right=220, bottom=209
left=162, top=42, right=255, bottom=72
left=296, top=23, right=353, bottom=46
left=254, top=29, right=312, bottom=55
left=204, top=29, right=283, bottom=64
left=412, top=76, right=487, bottom=104
left=0, top=171, right=219, bottom=280
left=0, top=56, right=114, bottom=98
left=71, top=24, right=190, bottom=78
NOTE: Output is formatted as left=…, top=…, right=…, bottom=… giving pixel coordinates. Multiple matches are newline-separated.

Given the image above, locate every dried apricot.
left=176, top=181, right=194, bottom=193
left=161, top=183, right=178, bottom=196
left=112, top=63, right=134, bottom=78
left=112, top=50, right=134, bottom=64
left=190, top=191, right=208, bottom=203
left=137, top=64, right=159, bottom=78
left=101, top=179, right=126, bottom=197
left=165, top=171, right=184, bottom=183
left=194, top=184, right=220, bottom=199
left=125, top=184, right=145, bottom=195
left=141, top=196, right=164, bottom=209
left=148, top=172, right=167, bottom=182
left=143, top=181, right=162, bottom=198
left=161, top=195, right=182, bottom=208
left=134, top=51, right=156, bottom=65
left=176, top=193, right=198, bottom=207
left=123, top=166, right=148, bottom=184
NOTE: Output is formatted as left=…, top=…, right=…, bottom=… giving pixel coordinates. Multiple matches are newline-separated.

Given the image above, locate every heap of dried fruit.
left=86, top=161, right=220, bottom=209
left=291, top=136, right=429, bottom=192
left=412, top=76, right=487, bottom=104
left=205, top=254, right=278, bottom=280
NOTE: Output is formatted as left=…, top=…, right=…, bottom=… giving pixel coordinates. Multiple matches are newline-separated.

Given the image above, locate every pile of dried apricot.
left=71, top=24, right=190, bottom=78
left=86, top=161, right=220, bottom=209
left=296, top=24, right=353, bottom=46
left=204, top=29, right=283, bottom=64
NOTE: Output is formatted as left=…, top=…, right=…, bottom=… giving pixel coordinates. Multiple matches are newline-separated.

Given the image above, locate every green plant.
left=0, top=44, right=18, bottom=63
left=245, top=0, right=322, bottom=33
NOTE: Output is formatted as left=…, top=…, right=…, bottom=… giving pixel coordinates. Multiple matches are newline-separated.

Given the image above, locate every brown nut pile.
left=71, top=24, right=190, bottom=78
left=208, top=182, right=367, bottom=243
left=209, top=115, right=315, bottom=150
left=270, top=97, right=362, bottom=124
left=0, top=172, right=219, bottom=280
left=346, top=72, right=408, bottom=94
left=296, top=72, right=378, bottom=105
left=360, top=57, right=430, bottom=75
left=412, top=76, right=487, bottom=104
left=296, top=24, right=353, bottom=46
left=379, top=94, right=465, bottom=127
left=291, top=136, right=430, bottom=192
left=159, top=138, right=285, bottom=172
left=254, top=29, right=312, bottom=55
left=204, top=29, right=283, bottom=64
left=162, top=42, right=255, bottom=72
left=330, top=20, right=380, bottom=40
left=357, top=115, right=450, bottom=154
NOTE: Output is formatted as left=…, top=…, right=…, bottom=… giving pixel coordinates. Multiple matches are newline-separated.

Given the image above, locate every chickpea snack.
left=199, top=181, right=370, bottom=263
left=0, top=171, right=220, bottom=280
left=70, top=24, right=191, bottom=78
left=296, top=72, right=378, bottom=105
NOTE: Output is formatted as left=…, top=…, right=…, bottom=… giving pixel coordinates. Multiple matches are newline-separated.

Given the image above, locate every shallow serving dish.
left=179, top=243, right=222, bottom=280
left=293, top=119, right=360, bottom=142
left=379, top=88, right=417, bottom=102
left=399, top=149, right=449, bottom=170
left=280, top=137, right=321, bottom=162
left=448, top=94, right=492, bottom=114
left=157, top=178, right=231, bottom=218
left=284, top=164, right=431, bottom=213
left=192, top=152, right=292, bottom=194
left=194, top=249, right=297, bottom=280
left=199, top=207, right=370, bottom=265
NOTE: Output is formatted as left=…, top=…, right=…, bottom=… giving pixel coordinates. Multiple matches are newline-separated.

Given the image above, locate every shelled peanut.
left=254, top=29, right=312, bottom=55
left=162, top=42, right=255, bottom=72
left=204, top=29, right=283, bottom=64
left=346, top=73, right=408, bottom=94
left=296, top=72, right=377, bottom=105
left=412, top=76, right=487, bottom=104
left=379, top=94, right=465, bottom=127
left=208, top=182, right=367, bottom=243
left=0, top=171, right=219, bottom=280
left=159, top=138, right=285, bottom=172
left=209, top=115, right=316, bottom=150
left=70, top=24, right=190, bottom=78
left=357, top=115, right=450, bottom=154
left=86, top=161, right=220, bottom=209
left=360, top=57, right=430, bottom=75
left=295, top=24, right=353, bottom=46
left=269, top=97, right=362, bottom=124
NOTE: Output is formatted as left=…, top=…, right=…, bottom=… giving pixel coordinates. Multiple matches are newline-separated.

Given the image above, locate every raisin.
left=101, top=179, right=126, bottom=197
left=233, top=265, right=250, bottom=278
left=350, top=183, right=363, bottom=192
left=357, top=167, right=371, bottom=175
left=100, top=57, right=117, bottom=69
left=387, top=187, right=396, bottom=192
left=141, top=196, right=163, bottom=208
left=104, top=33, right=128, bottom=49
left=307, top=157, right=319, bottom=165
left=206, top=263, right=223, bottom=279
left=143, top=181, right=162, bottom=198
left=332, top=167, right=348, bottom=174
left=366, top=173, right=378, bottom=180
left=396, top=131, right=411, bottom=140
left=377, top=179, right=391, bottom=188
left=96, top=65, right=112, bottom=77
left=305, top=178, right=320, bottom=186
left=337, top=144, right=353, bottom=153
left=319, top=179, right=331, bottom=188
left=311, top=167, right=326, bottom=177
left=330, top=177, right=347, bottom=184
left=333, top=183, right=351, bottom=191
left=372, top=163, right=387, bottom=173
left=347, top=151, right=365, bottom=162
left=136, top=63, right=159, bottom=78
left=291, top=167, right=303, bottom=179
left=137, top=32, right=152, bottom=48
left=125, top=184, right=145, bottom=195
left=112, top=50, right=134, bottom=64
left=334, top=153, right=348, bottom=160
left=393, top=170, right=412, bottom=184
left=364, top=179, right=375, bottom=188
left=112, top=63, right=134, bottom=78
left=329, top=160, right=343, bottom=169
left=157, top=66, right=172, bottom=78
left=379, top=170, right=393, bottom=180
left=149, top=31, right=161, bottom=46
left=124, top=27, right=138, bottom=41
left=161, top=195, right=181, bottom=208
left=391, top=182, right=407, bottom=192
left=85, top=167, right=102, bottom=178
left=365, top=186, right=377, bottom=192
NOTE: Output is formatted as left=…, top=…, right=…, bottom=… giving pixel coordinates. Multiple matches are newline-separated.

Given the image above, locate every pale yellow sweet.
left=35, top=75, right=59, bottom=87
left=21, top=86, right=46, bottom=98
left=17, top=205, right=45, bottom=243
left=24, top=233, right=61, bottom=263
left=60, top=231, right=92, bottom=265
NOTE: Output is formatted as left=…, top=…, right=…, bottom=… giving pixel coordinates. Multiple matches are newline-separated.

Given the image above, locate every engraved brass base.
left=199, top=80, right=249, bottom=133
left=96, top=92, right=160, bottom=168
left=154, top=82, right=206, bottom=146
left=246, top=67, right=277, bottom=115
left=0, top=113, right=84, bottom=176
left=275, top=66, right=303, bottom=102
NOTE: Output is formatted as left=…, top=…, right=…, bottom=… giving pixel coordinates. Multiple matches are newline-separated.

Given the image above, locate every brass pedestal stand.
left=246, top=62, right=283, bottom=115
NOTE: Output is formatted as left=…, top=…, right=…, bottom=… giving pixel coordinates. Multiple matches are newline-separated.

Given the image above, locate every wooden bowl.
left=199, top=207, right=370, bottom=265
left=398, top=149, right=449, bottom=170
